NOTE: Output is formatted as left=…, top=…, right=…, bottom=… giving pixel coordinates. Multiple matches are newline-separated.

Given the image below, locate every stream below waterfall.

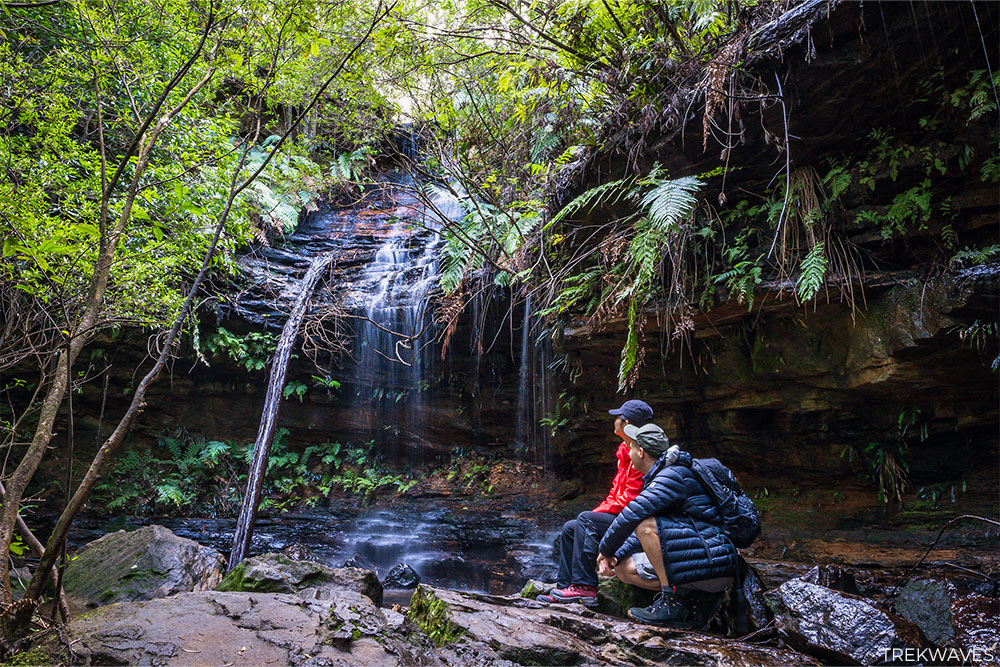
left=53, top=503, right=563, bottom=595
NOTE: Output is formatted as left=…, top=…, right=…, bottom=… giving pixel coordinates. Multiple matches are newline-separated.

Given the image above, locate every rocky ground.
left=8, top=526, right=997, bottom=666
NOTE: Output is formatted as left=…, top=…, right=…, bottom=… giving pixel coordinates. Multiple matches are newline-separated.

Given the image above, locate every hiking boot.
left=627, top=591, right=692, bottom=628
left=684, top=591, right=725, bottom=631
left=539, top=584, right=598, bottom=607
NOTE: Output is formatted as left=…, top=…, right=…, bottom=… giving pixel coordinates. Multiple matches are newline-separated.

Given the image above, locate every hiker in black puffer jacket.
left=596, top=423, right=738, bottom=627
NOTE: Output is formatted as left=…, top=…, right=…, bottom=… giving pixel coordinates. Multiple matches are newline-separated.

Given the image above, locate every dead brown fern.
left=702, top=40, right=744, bottom=152
left=435, top=286, right=466, bottom=360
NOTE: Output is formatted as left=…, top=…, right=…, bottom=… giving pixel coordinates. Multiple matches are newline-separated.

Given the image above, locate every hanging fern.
left=637, top=175, right=704, bottom=232
left=796, top=241, right=828, bottom=302
left=530, top=125, right=562, bottom=163
left=545, top=175, right=636, bottom=230
left=618, top=300, right=640, bottom=391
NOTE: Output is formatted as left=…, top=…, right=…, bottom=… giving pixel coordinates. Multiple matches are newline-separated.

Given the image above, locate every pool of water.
left=58, top=502, right=562, bottom=595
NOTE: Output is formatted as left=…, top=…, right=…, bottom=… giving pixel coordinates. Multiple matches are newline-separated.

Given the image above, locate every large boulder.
left=895, top=578, right=1000, bottom=661
left=410, top=585, right=817, bottom=665
left=27, top=589, right=504, bottom=666
left=894, top=578, right=957, bottom=645
left=769, top=578, right=927, bottom=665
left=62, top=525, right=224, bottom=608
left=217, top=552, right=383, bottom=606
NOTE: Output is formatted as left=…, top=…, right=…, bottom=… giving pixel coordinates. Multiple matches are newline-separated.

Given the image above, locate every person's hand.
left=596, top=554, right=617, bottom=577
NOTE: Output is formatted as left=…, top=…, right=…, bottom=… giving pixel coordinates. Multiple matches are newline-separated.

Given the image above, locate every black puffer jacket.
left=598, top=450, right=738, bottom=586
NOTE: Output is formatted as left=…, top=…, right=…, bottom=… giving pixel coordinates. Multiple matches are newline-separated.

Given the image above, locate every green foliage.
left=545, top=176, right=636, bottom=230
left=638, top=174, right=704, bottom=232
left=864, top=440, right=910, bottom=505
left=543, top=168, right=704, bottom=388
left=949, top=244, right=1000, bottom=269
left=795, top=242, right=827, bottom=302
left=712, top=236, right=762, bottom=310
left=408, top=586, right=464, bottom=647
left=949, top=69, right=1000, bottom=123
left=283, top=381, right=309, bottom=402
left=914, top=480, right=967, bottom=509
left=94, top=428, right=387, bottom=515
left=617, top=301, right=642, bottom=390
left=203, top=327, right=278, bottom=371
left=9, top=533, right=27, bottom=557
left=311, top=375, right=342, bottom=390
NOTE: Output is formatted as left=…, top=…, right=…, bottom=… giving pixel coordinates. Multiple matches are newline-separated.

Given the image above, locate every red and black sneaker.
left=538, top=584, right=598, bottom=607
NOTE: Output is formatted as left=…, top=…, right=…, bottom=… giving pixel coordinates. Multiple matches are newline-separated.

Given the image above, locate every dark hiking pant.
left=556, top=511, right=616, bottom=587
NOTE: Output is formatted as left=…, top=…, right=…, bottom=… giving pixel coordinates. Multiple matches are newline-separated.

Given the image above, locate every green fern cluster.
left=546, top=166, right=704, bottom=389
left=96, top=429, right=420, bottom=516
left=437, top=191, right=541, bottom=295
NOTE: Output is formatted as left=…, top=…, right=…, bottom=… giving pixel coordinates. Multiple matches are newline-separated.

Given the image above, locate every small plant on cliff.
left=203, top=327, right=279, bottom=371
left=864, top=440, right=910, bottom=505
left=864, top=408, right=927, bottom=505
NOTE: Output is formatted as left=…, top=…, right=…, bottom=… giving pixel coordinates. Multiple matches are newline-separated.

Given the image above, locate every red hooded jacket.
left=592, top=442, right=644, bottom=514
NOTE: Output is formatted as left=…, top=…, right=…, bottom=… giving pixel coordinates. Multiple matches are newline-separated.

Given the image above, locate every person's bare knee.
left=614, top=557, right=660, bottom=590
left=614, top=557, right=639, bottom=583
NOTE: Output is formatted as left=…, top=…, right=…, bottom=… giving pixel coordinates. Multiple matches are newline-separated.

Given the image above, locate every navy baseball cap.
left=608, top=399, right=653, bottom=425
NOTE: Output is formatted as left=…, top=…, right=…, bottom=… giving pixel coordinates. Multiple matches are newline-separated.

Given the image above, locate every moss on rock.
left=518, top=579, right=554, bottom=600
left=4, top=643, right=68, bottom=666
left=215, top=561, right=277, bottom=593
left=407, top=585, right=464, bottom=647
left=597, top=577, right=657, bottom=618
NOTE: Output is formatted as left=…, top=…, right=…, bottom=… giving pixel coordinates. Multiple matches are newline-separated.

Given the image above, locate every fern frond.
left=530, top=126, right=562, bottom=163
left=199, top=440, right=230, bottom=466
left=617, top=301, right=640, bottom=391
left=637, top=175, right=703, bottom=232
left=156, top=484, right=188, bottom=507
left=545, top=176, right=636, bottom=231
left=796, top=241, right=828, bottom=302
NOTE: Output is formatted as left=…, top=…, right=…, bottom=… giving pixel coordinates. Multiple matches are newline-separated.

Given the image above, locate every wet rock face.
left=769, top=578, right=927, bottom=665
left=894, top=578, right=957, bottom=646
left=217, top=552, right=383, bottom=607
left=558, top=267, right=998, bottom=489
left=411, top=585, right=818, bottom=666
left=51, top=589, right=500, bottom=666
left=384, top=562, right=421, bottom=589
left=895, top=578, right=1000, bottom=658
left=62, top=525, right=225, bottom=608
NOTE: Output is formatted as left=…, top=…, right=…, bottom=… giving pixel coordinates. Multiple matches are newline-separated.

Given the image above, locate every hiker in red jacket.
left=539, top=400, right=652, bottom=607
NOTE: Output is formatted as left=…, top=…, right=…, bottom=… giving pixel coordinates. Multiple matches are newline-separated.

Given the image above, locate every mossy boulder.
left=62, top=525, right=224, bottom=609
left=217, top=552, right=383, bottom=606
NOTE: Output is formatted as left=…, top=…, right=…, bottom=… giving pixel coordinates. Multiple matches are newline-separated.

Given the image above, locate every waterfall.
left=514, top=295, right=553, bottom=469
left=351, top=186, right=461, bottom=460
left=229, top=254, right=331, bottom=569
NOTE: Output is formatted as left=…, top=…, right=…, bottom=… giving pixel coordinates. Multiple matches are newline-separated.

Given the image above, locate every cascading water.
left=230, top=254, right=332, bottom=568
left=514, top=295, right=553, bottom=469
left=350, top=187, right=462, bottom=460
